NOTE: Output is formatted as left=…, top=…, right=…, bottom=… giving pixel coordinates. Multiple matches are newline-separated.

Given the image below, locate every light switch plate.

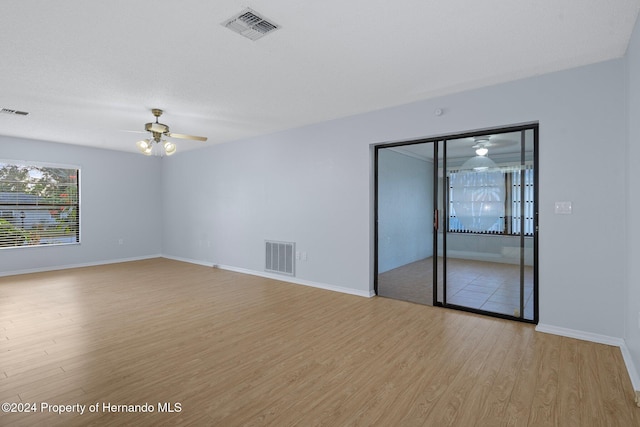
left=554, top=201, right=572, bottom=214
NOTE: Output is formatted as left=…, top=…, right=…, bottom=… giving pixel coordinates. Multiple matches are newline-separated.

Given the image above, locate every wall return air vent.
left=222, top=8, right=280, bottom=41
left=265, top=240, right=295, bottom=276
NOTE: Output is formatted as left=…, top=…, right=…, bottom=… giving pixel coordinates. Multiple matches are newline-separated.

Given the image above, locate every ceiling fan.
left=135, top=109, right=208, bottom=156
left=472, top=137, right=493, bottom=156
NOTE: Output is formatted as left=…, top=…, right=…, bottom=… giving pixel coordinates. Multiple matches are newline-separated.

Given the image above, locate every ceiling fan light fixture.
left=136, top=139, right=153, bottom=155
left=146, top=122, right=168, bottom=133
left=134, top=109, right=207, bottom=156
left=461, top=154, right=496, bottom=171
left=163, top=141, right=177, bottom=156
left=475, top=147, right=489, bottom=156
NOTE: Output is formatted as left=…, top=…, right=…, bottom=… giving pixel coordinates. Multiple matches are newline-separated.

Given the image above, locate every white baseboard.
left=159, top=255, right=374, bottom=298
left=0, top=254, right=162, bottom=278
left=535, top=323, right=625, bottom=346
left=536, top=323, right=640, bottom=392
left=161, top=254, right=215, bottom=268
left=620, top=344, right=640, bottom=392
left=214, top=263, right=375, bottom=298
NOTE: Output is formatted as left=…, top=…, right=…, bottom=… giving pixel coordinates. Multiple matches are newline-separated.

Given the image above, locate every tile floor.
left=378, top=257, right=535, bottom=320
left=444, top=258, right=534, bottom=319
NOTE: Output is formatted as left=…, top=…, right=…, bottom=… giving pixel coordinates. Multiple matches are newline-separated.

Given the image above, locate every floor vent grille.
left=265, top=240, right=295, bottom=276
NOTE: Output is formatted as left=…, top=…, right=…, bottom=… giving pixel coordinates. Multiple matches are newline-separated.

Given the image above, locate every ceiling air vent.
left=0, top=108, right=29, bottom=116
left=222, top=8, right=280, bottom=41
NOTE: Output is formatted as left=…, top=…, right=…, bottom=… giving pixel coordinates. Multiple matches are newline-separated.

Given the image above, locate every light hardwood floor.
left=1, top=258, right=638, bottom=426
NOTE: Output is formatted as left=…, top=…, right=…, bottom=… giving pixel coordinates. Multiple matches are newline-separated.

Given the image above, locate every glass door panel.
left=440, top=129, right=536, bottom=321
left=376, top=143, right=436, bottom=305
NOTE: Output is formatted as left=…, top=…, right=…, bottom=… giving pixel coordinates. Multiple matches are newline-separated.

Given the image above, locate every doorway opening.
left=374, top=124, right=538, bottom=323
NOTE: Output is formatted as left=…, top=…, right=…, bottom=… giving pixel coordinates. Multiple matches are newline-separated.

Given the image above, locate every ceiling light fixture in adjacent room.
left=462, top=145, right=495, bottom=171
left=465, top=138, right=495, bottom=170
left=475, top=146, right=489, bottom=156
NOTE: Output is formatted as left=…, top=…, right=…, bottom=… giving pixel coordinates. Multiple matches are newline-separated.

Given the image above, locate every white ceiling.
left=1, top=1, right=638, bottom=155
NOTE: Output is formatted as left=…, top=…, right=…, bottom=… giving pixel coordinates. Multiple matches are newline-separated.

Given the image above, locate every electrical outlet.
left=554, top=201, right=572, bottom=214
left=118, top=238, right=123, bottom=245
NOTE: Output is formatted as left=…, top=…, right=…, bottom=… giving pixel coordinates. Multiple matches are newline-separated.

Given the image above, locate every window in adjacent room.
left=0, top=161, right=80, bottom=248
left=448, top=164, right=534, bottom=236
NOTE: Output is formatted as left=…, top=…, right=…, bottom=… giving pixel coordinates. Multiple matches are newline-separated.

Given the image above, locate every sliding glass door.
left=376, top=143, right=436, bottom=305
left=437, top=128, right=536, bottom=321
left=375, top=124, right=538, bottom=323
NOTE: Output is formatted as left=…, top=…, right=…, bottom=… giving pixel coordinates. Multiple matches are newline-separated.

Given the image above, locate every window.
left=0, top=161, right=80, bottom=248
left=511, top=165, right=535, bottom=236
left=448, top=164, right=534, bottom=236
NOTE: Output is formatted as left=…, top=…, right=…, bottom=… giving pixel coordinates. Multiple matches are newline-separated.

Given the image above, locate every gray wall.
left=162, top=126, right=371, bottom=293
left=162, top=54, right=628, bottom=342
left=0, top=137, right=162, bottom=274
left=377, top=149, right=433, bottom=273
left=626, top=15, right=640, bottom=388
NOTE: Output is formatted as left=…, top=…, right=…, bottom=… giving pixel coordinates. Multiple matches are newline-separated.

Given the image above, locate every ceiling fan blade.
left=167, top=132, right=208, bottom=142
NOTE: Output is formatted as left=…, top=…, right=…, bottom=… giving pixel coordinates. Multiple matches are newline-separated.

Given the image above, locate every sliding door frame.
left=373, top=137, right=438, bottom=296
left=374, top=123, right=538, bottom=324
